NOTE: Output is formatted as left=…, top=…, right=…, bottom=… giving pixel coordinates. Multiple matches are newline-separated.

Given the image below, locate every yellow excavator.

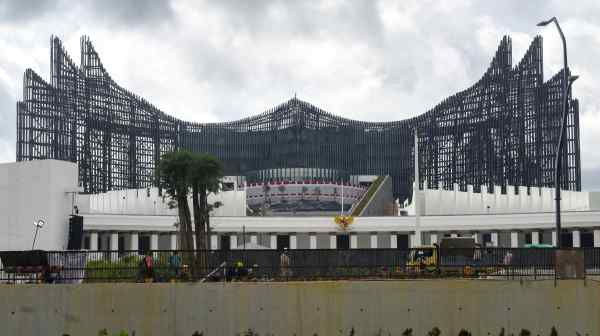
left=405, top=237, right=493, bottom=276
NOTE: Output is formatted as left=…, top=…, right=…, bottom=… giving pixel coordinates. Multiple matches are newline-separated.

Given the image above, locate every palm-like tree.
left=157, top=150, right=223, bottom=276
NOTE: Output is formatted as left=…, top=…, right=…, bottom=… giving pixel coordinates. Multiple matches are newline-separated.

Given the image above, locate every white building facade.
left=3, top=160, right=600, bottom=251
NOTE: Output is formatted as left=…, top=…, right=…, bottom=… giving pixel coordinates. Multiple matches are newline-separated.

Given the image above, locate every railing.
left=351, top=175, right=385, bottom=216
left=0, top=248, right=599, bottom=284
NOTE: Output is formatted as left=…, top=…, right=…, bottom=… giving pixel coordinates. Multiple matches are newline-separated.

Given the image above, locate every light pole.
left=537, top=17, right=570, bottom=249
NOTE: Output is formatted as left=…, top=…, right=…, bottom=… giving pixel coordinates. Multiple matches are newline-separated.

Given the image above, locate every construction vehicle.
left=405, top=237, right=494, bottom=276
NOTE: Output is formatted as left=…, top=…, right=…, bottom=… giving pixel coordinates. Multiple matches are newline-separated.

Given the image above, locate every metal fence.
left=0, top=248, right=598, bottom=284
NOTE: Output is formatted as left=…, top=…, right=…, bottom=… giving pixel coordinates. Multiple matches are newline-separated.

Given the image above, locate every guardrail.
left=0, top=248, right=599, bottom=284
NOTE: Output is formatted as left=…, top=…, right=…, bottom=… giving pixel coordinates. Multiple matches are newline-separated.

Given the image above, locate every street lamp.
left=537, top=17, right=571, bottom=248
left=32, top=219, right=46, bottom=250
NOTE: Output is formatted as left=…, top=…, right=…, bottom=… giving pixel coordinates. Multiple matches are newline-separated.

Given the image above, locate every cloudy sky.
left=1, top=0, right=600, bottom=189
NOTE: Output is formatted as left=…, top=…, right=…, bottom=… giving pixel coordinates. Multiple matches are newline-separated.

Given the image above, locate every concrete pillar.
left=230, top=235, right=238, bottom=249
left=210, top=235, right=218, bottom=250
left=330, top=235, right=337, bottom=249
left=370, top=234, right=378, bottom=248
left=350, top=235, right=358, bottom=249
left=90, top=232, right=98, bottom=251
left=290, top=235, right=297, bottom=249
left=471, top=233, right=478, bottom=244
left=150, top=233, right=159, bottom=251
left=510, top=232, right=518, bottom=248
left=193, top=235, right=197, bottom=249
left=171, top=233, right=178, bottom=250
left=130, top=232, right=138, bottom=252
left=390, top=234, right=397, bottom=249
left=531, top=231, right=540, bottom=245
left=110, top=232, right=119, bottom=261
left=594, top=230, right=600, bottom=248
left=430, top=233, right=438, bottom=245
left=310, top=235, right=317, bottom=249
left=491, top=232, right=498, bottom=247
left=573, top=230, right=581, bottom=248
left=552, top=231, right=557, bottom=247
left=270, top=235, right=277, bottom=249
left=250, top=235, right=258, bottom=245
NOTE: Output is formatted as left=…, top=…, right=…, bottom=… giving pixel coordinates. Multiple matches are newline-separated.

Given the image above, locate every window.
left=220, top=235, right=231, bottom=251
left=581, top=232, right=594, bottom=248
left=118, top=236, right=125, bottom=253
left=277, top=235, right=290, bottom=250
left=84, top=236, right=90, bottom=250
left=139, top=235, right=151, bottom=254
left=483, top=233, right=492, bottom=246
left=337, top=235, right=350, bottom=250
left=525, top=232, right=532, bottom=245
left=397, top=234, right=409, bottom=249
left=561, top=232, right=573, bottom=248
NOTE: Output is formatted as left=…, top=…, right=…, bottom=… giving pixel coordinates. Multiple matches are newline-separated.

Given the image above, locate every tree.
left=189, top=153, right=223, bottom=269
left=156, top=150, right=195, bottom=252
left=156, top=150, right=224, bottom=277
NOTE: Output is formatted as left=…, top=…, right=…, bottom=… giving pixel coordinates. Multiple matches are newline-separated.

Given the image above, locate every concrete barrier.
left=0, top=280, right=598, bottom=335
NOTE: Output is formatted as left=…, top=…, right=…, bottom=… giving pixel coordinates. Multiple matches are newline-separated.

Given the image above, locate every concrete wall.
left=0, top=160, right=78, bottom=250
left=87, top=186, right=246, bottom=217
left=405, top=183, right=597, bottom=216
left=0, top=280, right=597, bottom=336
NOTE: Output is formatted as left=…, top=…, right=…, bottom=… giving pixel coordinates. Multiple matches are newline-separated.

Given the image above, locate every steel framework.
left=16, top=35, right=581, bottom=201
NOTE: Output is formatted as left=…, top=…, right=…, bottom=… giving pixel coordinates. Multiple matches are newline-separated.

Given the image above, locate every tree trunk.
left=177, top=195, right=192, bottom=251
left=192, top=184, right=207, bottom=277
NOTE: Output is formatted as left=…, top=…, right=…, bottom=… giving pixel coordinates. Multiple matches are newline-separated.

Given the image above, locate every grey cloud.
left=582, top=169, right=600, bottom=191
left=0, top=85, right=15, bottom=159
left=0, top=0, right=56, bottom=22
left=82, top=0, right=175, bottom=27
left=1, top=0, right=600, bottom=186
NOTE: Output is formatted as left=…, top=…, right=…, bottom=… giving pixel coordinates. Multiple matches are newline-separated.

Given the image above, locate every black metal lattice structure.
left=16, top=35, right=581, bottom=201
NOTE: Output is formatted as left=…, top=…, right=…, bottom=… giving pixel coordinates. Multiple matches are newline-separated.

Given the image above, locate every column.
left=350, top=234, right=358, bottom=249
left=310, top=234, right=317, bottom=249
left=573, top=230, right=581, bottom=248
left=330, top=234, right=337, bottom=249
left=231, top=235, right=238, bottom=249
left=290, top=235, right=297, bottom=249
left=370, top=234, right=378, bottom=248
left=552, top=231, right=557, bottom=247
left=531, top=231, right=540, bottom=245
left=430, top=233, right=438, bottom=245
left=150, top=233, right=159, bottom=251
left=250, top=235, right=258, bottom=245
left=491, top=232, right=498, bottom=247
left=110, top=232, right=119, bottom=261
left=471, top=233, right=478, bottom=244
left=390, top=234, right=397, bottom=249
left=410, top=233, right=417, bottom=248
left=210, top=235, right=218, bottom=250
left=594, top=230, right=600, bottom=248
left=171, top=233, right=179, bottom=250
left=270, top=234, right=277, bottom=250
left=90, top=232, right=98, bottom=251
left=510, top=232, right=518, bottom=248
left=130, top=232, right=139, bottom=253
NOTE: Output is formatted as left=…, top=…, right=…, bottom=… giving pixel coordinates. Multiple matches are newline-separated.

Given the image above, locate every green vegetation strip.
left=351, top=176, right=385, bottom=217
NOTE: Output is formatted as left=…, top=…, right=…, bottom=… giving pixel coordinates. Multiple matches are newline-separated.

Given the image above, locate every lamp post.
left=32, top=219, right=45, bottom=250
left=537, top=17, right=570, bottom=249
